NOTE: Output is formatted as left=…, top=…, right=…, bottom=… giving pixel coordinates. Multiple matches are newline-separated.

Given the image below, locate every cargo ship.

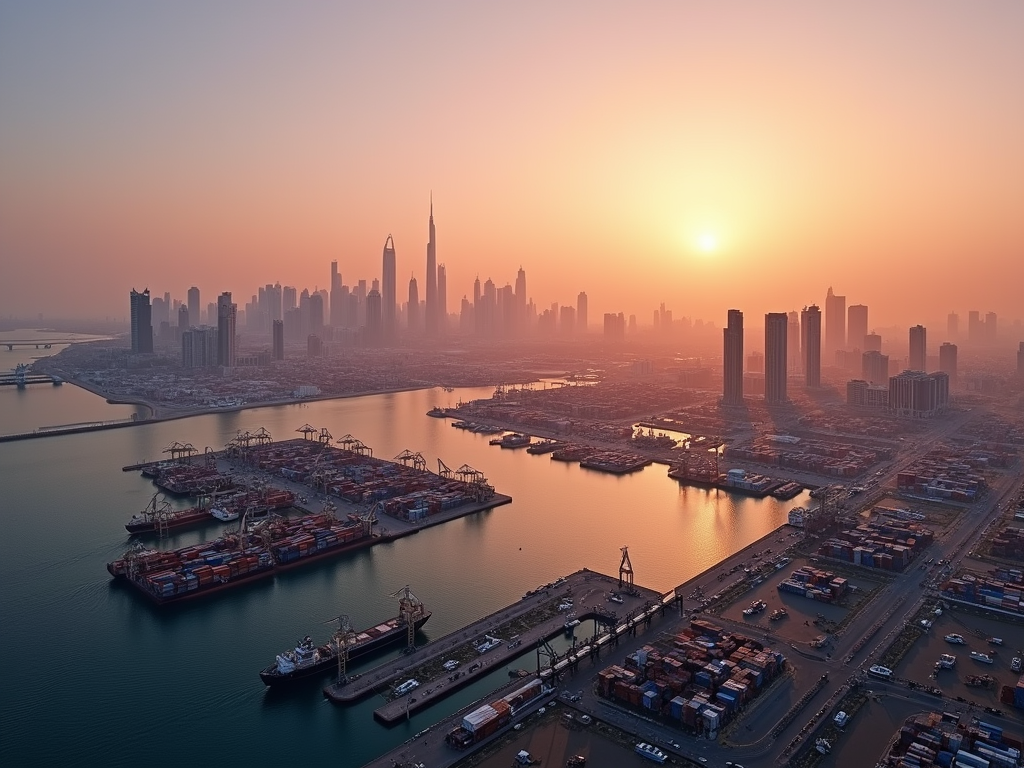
left=125, top=494, right=214, bottom=534
left=526, top=440, right=565, bottom=455
left=579, top=451, right=651, bottom=474
left=108, top=510, right=385, bottom=605
left=260, top=592, right=430, bottom=686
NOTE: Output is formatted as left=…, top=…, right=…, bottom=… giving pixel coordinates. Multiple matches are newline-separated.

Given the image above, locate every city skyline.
left=2, top=2, right=1022, bottom=324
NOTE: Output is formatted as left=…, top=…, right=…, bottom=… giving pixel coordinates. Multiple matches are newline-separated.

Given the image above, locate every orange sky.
left=1, top=2, right=1022, bottom=328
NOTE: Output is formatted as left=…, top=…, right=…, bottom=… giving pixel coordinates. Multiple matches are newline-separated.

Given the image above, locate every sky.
left=1, top=1, right=1022, bottom=328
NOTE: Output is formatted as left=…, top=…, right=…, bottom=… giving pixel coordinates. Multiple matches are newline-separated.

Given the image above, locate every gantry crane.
left=619, top=546, right=634, bottom=591
left=327, top=614, right=357, bottom=683
left=389, top=585, right=427, bottom=651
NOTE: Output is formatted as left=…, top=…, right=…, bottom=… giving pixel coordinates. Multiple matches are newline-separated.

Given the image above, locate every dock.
left=323, top=569, right=662, bottom=720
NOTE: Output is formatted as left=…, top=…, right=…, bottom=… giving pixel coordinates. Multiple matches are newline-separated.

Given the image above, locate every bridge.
left=3, top=338, right=88, bottom=350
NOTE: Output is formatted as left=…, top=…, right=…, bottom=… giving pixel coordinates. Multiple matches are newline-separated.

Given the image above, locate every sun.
left=697, top=233, right=718, bottom=253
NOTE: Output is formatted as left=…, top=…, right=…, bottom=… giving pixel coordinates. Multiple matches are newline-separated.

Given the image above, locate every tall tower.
left=825, top=287, right=846, bottom=358
left=365, top=288, right=382, bottom=345
left=515, top=267, right=527, bottom=333
left=407, top=276, right=419, bottom=333
left=130, top=288, right=153, bottom=353
left=787, top=311, right=801, bottom=373
left=722, top=309, right=744, bottom=405
left=424, top=195, right=437, bottom=335
left=939, top=342, right=957, bottom=388
left=330, top=261, right=343, bottom=327
left=577, top=292, right=588, bottom=334
left=947, top=311, right=959, bottom=339
left=272, top=319, right=284, bottom=360
left=217, top=292, right=236, bottom=367
left=382, top=235, right=397, bottom=340
left=847, top=304, right=868, bottom=352
left=909, top=325, right=927, bottom=371
left=187, top=286, right=200, bottom=327
left=437, top=263, right=447, bottom=334
left=801, top=305, right=822, bottom=388
left=765, top=313, right=788, bottom=405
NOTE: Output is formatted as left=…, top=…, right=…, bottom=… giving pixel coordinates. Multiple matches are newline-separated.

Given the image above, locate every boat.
left=426, top=407, right=447, bottom=418
left=209, top=506, right=239, bottom=522
left=969, top=651, right=993, bottom=664
left=634, top=743, right=667, bottom=764
left=815, top=738, right=832, bottom=755
left=868, top=665, right=893, bottom=680
left=987, top=637, right=1003, bottom=646
left=772, top=481, right=804, bottom=500
left=934, top=654, right=956, bottom=670
left=526, top=439, right=565, bottom=455
left=125, top=494, right=213, bottom=534
left=944, top=633, right=965, bottom=644
left=498, top=433, right=532, bottom=449
left=259, top=595, right=431, bottom=686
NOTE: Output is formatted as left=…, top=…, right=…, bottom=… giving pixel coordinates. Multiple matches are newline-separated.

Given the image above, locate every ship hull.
left=259, top=613, right=431, bottom=686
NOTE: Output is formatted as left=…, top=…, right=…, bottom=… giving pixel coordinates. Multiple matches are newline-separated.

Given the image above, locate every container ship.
left=107, top=510, right=383, bottom=605
left=125, top=489, right=294, bottom=534
left=259, top=591, right=430, bottom=686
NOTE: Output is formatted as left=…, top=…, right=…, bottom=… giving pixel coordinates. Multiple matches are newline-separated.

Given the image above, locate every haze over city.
left=2, top=1, right=1022, bottom=327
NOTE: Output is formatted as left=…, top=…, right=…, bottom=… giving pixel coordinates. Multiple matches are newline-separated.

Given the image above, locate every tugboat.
left=969, top=651, right=994, bottom=664
left=634, top=743, right=667, bottom=764
left=944, top=633, right=966, bottom=644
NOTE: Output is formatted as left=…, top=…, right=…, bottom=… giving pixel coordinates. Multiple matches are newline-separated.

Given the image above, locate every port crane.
left=327, top=613, right=357, bottom=683
left=336, top=434, right=372, bottom=457
left=163, top=441, right=197, bottom=464
left=618, top=546, right=634, bottom=592
left=389, top=585, right=426, bottom=650
left=393, top=449, right=427, bottom=472
left=296, top=424, right=318, bottom=441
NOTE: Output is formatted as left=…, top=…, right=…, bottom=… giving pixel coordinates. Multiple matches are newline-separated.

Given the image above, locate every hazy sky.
left=2, top=1, right=1022, bottom=326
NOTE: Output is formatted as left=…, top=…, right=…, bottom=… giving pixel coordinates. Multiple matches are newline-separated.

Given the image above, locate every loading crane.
left=389, top=585, right=427, bottom=650
left=327, top=614, right=357, bottom=684
left=296, top=424, right=318, bottom=441
left=393, top=450, right=427, bottom=472
left=619, top=546, right=634, bottom=591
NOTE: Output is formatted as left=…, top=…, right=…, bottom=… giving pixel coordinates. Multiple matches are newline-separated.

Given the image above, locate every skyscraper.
left=382, top=235, right=396, bottom=340
left=130, top=288, right=153, bottom=353
left=864, top=333, right=882, bottom=352
left=515, top=267, right=527, bottom=333
left=765, top=313, right=788, bottom=404
left=847, top=304, right=868, bottom=352
left=187, top=286, right=200, bottom=327
left=800, top=305, right=822, bottom=388
left=947, top=311, right=959, bottom=339
left=407, top=276, right=419, bottom=333
left=968, top=311, right=981, bottom=344
left=437, top=263, right=446, bottom=334
left=577, top=292, right=588, bottom=334
left=825, top=287, right=846, bottom=356
left=722, top=309, right=744, bottom=405
left=365, top=288, right=382, bottom=345
left=909, top=325, right=927, bottom=372
left=177, top=305, right=189, bottom=332
left=862, top=350, right=889, bottom=384
left=217, top=292, right=236, bottom=366
left=330, top=261, right=343, bottom=327
left=787, top=311, right=801, bottom=373
left=424, top=196, right=437, bottom=335
left=272, top=319, right=284, bottom=360
left=985, top=312, right=997, bottom=343
left=309, top=293, right=324, bottom=338
left=939, top=342, right=957, bottom=387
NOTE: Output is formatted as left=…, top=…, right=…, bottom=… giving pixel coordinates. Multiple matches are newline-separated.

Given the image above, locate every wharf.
left=323, top=569, right=661, bottom=718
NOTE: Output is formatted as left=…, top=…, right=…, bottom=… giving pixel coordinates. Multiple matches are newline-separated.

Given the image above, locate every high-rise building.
left=577, top=292, right=588, bottom=334
left=800, top=305, right=822, bottom=388
left=187, top=286, right=200, bottom=327
left=217, top=292, right=236, bottom=367
left=181, top=326, right=218, bottom=368
left=272, top=320, right=284, bottom=360
left=365, top=288, right=382, bottom=345
left=330, top=262, right=343, bottom=327
left=437, top=263, right=447, bottom=334
left=603, top=312, right=625, bottom=339
left=825, top=287, right=846, bottom=356
left=177, top=305, right=189, bottom=332
left=947, top=311, right=959, bottom=339
left=939, top=342, right=957, bottom=387
left=283, top=286, right=297, bottom=314
left=847, top=304, right=868, bottom=352
left=309, top=293, right=324, bottom=338
left=515, top=267, right=527, bottom=333
left=559, top=305, right=575, bottom=335
left=968, top=311, right=981, bottom=344
left=862, top=350, right=889, bottom=384
left=722, top=309, right=744, bottom=405
left=382, top=235, right=396, bottom=340
left=889, top=371, right=949, bottom=418
left=864, top=333, right=882, bottom=353
left=764, top=312, right=788, bottom=404
left=909, top=325, right=927, bottom=371
left=787, top=311, right=801, bottom=372
left=424, top=196, right=437, bottom=335
left=985, top=312, right=997, bottom=343
left=407, top=276, right=419, bottom=333
left=130, top=288, right=153, bottom=354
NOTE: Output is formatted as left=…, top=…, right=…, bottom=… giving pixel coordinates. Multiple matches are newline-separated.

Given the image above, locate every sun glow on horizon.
left=697, top=232, right=719, bottom=254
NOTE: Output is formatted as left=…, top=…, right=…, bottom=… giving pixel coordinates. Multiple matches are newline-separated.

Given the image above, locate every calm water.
left=0, top=368, right=805, bottom=767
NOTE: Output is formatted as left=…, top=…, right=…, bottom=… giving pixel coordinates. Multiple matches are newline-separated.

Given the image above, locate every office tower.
left=283, top=286, right=297, bottom=314
left=604, top=313, right=625, bottom=339
left=862, top=350, right=889, bottom=384
left=330, top=261, right=343, bottom=327
left=968, top=311, right=981, bottom=344
left=847, top=304, right=868, bottom=352
left=985, top=312, right=997, bottom=343
left=437, top=264, right=447, bottom=334
left=187, top=287, right=200, bottom=327
left=577, top=292, right=588, bottom=334
left=217, top=292, right=236, bottom=366
left=482, top=279, right=496, bottom=335
left=909, top=325, right=927, bottom=371
left=309, top=293, right=324, bottom=338
left=407, top=277, right=419, bottom=333
left=947, top=312, right=959, bottom=338
left=864, top=333, right=882, bottom=352
left=181, top=326, right=219, bottom=368
left=722, top=309, right=744, bottom=405
left=424, top=196, right=437, bottom=335
left=150, top=296, right=166, bottom=332
left=381, top=235, right=396, bottom=340
left=559, top=305, right=576, bottom=335
left=800, top=305, right=822, bottom=388
left=825, top=287, right=846, bottom=356
left=787, top=311, right=801, bottom=372
left=177, top=305, right=189, bottom=332
left=130, top=289, right=154, bottom=353
left=939, top=342, right=957, bottom=387
left=515, top=267, right=527, bottom=333
left=272, top=320, right=284, bottom=360
left=365, top=288, right=382, bottom=345
left=764, top=313, right=788, bottom=404
left=889, top=371, right=949, bottom=418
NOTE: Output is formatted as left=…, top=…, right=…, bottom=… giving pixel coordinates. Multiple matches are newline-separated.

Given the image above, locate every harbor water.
left=0, top=353, right=806, bottom=767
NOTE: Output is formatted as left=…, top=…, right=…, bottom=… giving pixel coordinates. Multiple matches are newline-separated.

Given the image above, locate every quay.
left=323, top=569, right=662, bottom=718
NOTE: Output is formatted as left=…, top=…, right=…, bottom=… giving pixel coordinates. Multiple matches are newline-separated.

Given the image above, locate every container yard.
left=725, top=434, right=893, bottom=478
left=989, top=526, right=1024, bottom=562
left=777, top=565, right=850, bottom=604
left=895, top=445, right=996, bottom=502
left=816, top=517, right=935, bottom=572
left=594, top=618, right=787, bottom=738
left=941, top=567, right=1024, bottom=619
left=880, top=711, right=1022, bottom=768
